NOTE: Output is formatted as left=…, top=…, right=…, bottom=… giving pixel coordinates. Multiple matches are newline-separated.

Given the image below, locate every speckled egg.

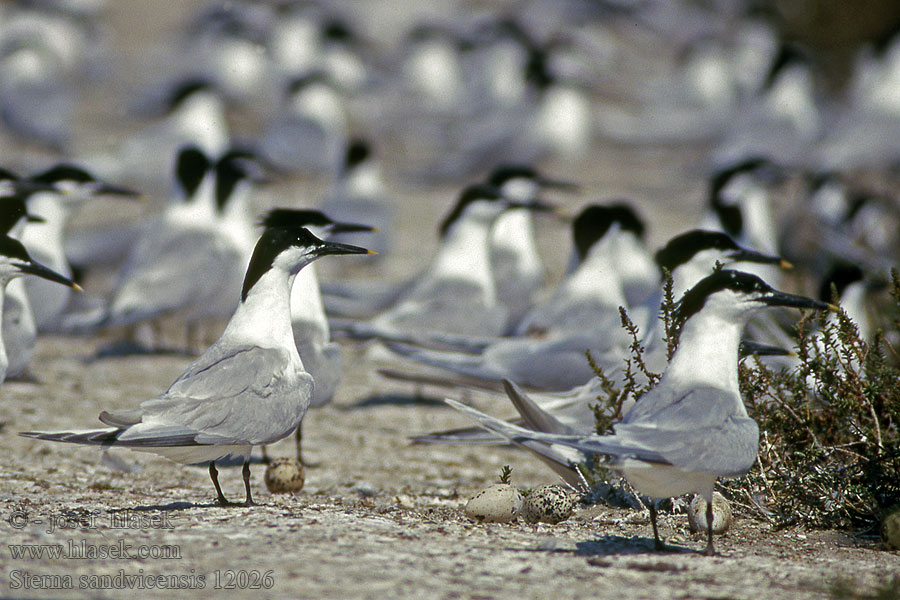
left=521, top=484, right=577, bottom=524
left=882, top=505, right=900, bottom=550
left=464, top=484, right=523, bottom=523
left=264, top=458, right=305, bottom=494
left=688, top=492, right=733, bottom=534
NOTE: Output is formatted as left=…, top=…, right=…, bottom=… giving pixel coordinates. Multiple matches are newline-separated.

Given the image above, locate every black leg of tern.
left=295, top=421, right=304, bottom=464
left=295, top=421, right=318, bottom=467
left=648, top=503, right=665, bottom=551
left=260, top=445, right=271, bottom=464
left=209, top=461, right=229, bottom=505
left=703, top=500, right=716, bottom=556
left=242, top=461, right=254, bottom=506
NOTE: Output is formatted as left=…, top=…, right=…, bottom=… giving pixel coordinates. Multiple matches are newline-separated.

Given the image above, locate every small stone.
left=464, top=484, right=523, bottom=523
left=395, top=494, right=416, bottom=509
left=521, top=484, right=576, bottom=524
left=353, top=482, right=377, bottom=497
left=264, top=458, right=305, bottom=494
left=688, top=492, right=733, bottom=534
left=882, top=506, right=900, bottom=550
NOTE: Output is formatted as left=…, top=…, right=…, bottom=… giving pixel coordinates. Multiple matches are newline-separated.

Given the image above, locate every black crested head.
left=438, top=184, right=503, bottom=238
left=0, top=196, right=31, bottom=234
left=241, top=227, right=369, bottom=300
left=166, top=78, right=214, bottom=112
left=215, top=149, right=259, bottom=212
left=0, top=167, right=19, bottom=181
left=175, top=145, right=211, bottom=198
left=242, top=227, right=323, bottom=300
left=286, top=70, right=333, bottom=95
left=31, top=164, right=95, bottom=185
left=806, top=170, right=841, bottom=194
left=524, top=47, right=554, bottom=90
left=819, top=262, right=864, bottom=302
left=323, top=18, right=353, bottom=42
left=675, top=269, right=772, bottom=323
left=259, top=208, right=333, bottom=229
left=485, top=16, right=533, bottom=47
left=345, top=140, right=371, bottom=171
left=0, top=234, right=34, bottom=264
left=487, top=164, right=539, bottom=187
left=655, top=230, right=741, bottom=272
left=845, top=190, right=879, bottom=223
left=764, top=43, right=809, bottom=90
left=572, top=202, right=645, bottom=261
left=708, top=157, right=771, bottom=237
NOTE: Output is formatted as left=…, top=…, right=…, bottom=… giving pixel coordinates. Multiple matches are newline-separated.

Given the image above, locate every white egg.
left=464, top=484, right=523, bottom=523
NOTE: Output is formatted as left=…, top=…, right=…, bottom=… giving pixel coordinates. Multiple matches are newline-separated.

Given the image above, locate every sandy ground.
left=1, top=1, right=899, bottom=598
left=1, top=331, right=897, bottom=600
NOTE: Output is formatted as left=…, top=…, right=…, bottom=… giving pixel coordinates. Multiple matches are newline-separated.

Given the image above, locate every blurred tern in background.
left=95, top=148, right=261, bottom=351
left=386, top=227, right=789, bottom=390
left=0, top=234, right=80, bottom=384
left=258, top=71, right=349, bottom=175
left=20, top=164, right=138, bottom=331
left=319, top=139, right=392, bottom=258
left=333, top=184, right=555, bottom=342
left=86, top=79, right=230, bottom=187
left=406, top=228, right=792, bottom=451
left=486, top=164, right=579, bottom=328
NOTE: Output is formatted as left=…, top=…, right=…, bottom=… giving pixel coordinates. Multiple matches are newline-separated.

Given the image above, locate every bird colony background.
left=0, top=1, right=899, bottom=599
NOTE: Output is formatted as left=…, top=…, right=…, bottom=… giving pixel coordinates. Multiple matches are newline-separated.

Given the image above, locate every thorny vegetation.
left=587, top=268, right=900, bottom=531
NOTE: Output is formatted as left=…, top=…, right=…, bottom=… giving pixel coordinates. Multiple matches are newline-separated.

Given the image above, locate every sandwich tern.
left=319, top=139, right=392, bottom=258
left=334, top=184, right=554, bottom=342
left=404, top=229, right=792, bottom=455
left=0, top=234, right=80, bottom=383
left=258, top=208, right=376, bottom=463
left=20, top=164, right=137, bottom=330
left=486, top=164, right=578, bottom=328
left=21, top=226, right=372, bottom=505
left=444, top=269, right=833, bottom=554
left=0, top=174, right=52, bottom=380
left=386, top=228, right=789, bottom=390
left=98, top=147, right=259, bottom=350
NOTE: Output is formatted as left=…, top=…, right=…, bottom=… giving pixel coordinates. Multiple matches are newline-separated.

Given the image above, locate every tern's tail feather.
left=410, top=425, right=512, bottom=445
left=381, top=330, right=498, bottom=353
left=56, top=305, right=109, bottom=334
left=502, top=378, right=581, bottom=436
left=444, top=398, right=667, bottom=465
left=442, top=398, right=593, bottom=488
left=20, top=428, right=125, bottom=446
left=19, top=425, right=237, bottom=448
left=330, top=320, right=490, bottom=352
left=20, top=429, right=252, bottom=465
left=385, top=343, right=501, bottom=381
left=377, top=368, right=509, bottom=394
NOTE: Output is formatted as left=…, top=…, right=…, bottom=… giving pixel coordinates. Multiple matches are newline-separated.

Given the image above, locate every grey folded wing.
left=611, top=387, right=760, bottom=477
left=102, top=344, right=311, bottom=446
